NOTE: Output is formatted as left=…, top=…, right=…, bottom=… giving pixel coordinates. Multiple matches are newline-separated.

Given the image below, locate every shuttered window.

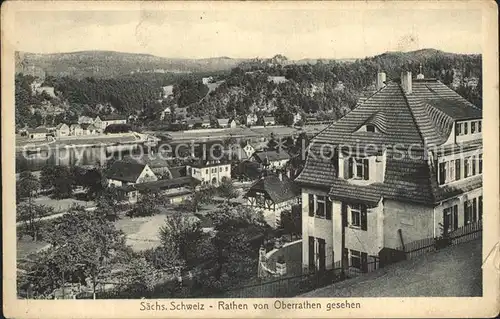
left=361, top=205, right=368, bottom=231
left=455, top=159, right=461, bottom=180
left=363, top=159, right=369, bottom=180
left=308, top=194, right=314, bottom=217
left=326, top=198, right=332, bottom=220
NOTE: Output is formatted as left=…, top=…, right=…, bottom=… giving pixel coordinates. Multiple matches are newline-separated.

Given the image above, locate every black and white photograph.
left=2, top=1, right=499, bottom=318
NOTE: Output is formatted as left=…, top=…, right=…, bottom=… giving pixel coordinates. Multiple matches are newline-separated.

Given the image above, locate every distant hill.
left=15, top=51, right=249, bottom=79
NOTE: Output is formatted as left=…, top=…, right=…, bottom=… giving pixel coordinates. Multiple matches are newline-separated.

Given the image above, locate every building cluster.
left=23, top=114, right=128, bottom=140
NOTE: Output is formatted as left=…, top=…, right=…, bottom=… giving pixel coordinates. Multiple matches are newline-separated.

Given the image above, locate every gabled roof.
left=101, top=114, right=127, bottom=121
left=56, top=123, right=69, bottom=129
left=69, top=124, right=81, bottom=130
left=245, top=174, right=299, bottom=204
left=105, top=160, right=148, bottom=183
left=80, top=123, right=98, bottom=130
left=29, top=127, right=48, bottom=133
left=253, top=149, right=290, bottom=163
left=295, top=77, right=482, bottom=205
left=120, top=176, right=200, bottom=192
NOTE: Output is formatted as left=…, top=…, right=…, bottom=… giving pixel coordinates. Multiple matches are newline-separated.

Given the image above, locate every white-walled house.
left=55, top=123, right=70, bottom=137
left=186, top=159, right=231, bottom=186
left=28, top=127, right=48, bottom=139
left=94, top=115, right=127, bottom=130
left=69, top=124, right=83, bottom=136
left=244, top=173, right=300, bottom=228
left=295, top=71, right=482, bottom=274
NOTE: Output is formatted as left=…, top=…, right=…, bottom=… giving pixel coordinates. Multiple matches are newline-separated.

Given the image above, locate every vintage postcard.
left=2, top=0, right=499, bottom=318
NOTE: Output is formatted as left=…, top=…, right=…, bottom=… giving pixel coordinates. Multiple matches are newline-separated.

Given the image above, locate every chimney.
left=376, top=72, right=386, bottom=90
left=401, top=71, right=412, bottom=94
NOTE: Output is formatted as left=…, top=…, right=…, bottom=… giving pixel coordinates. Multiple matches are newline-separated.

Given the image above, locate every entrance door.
left=318, top=238, right=326, bottom=272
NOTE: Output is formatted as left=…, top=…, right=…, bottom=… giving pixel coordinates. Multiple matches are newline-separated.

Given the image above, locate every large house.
left=244, top=173, right=300, bottom=228
left=252, top=149, right=291, bottom=170
left=105, top=161, right=158, bottom=188
left=94, top=115, right=127, bottom=130
left=28, top=127, right=48, bottom=139
left=295, top=71, right=482, bottom=274
left=187, top=159, right=231, bottom=186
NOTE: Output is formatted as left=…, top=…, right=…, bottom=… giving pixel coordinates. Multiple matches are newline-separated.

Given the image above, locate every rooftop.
left=253, top=149, right=291, bottom=163
left=245, top=174, right=299, bottom=204
left=295, top=76, right=482, bottom=205
left=105, top=160, right=148, bottom=183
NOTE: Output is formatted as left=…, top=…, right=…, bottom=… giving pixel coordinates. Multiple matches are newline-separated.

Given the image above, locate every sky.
left=12, top=3, right=482, bottom=60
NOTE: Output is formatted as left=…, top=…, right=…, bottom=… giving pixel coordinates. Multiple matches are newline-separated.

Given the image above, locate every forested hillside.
left=15, top=49, right=482, bottom=129
left=191, top=49, right=482, bottom=124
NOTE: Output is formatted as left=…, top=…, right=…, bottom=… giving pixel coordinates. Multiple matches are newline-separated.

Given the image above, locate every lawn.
left=29, top=196, right=95, bottom=213
left=301, top=239, right=482, bottom=297
left=17, top=236, right=50, bottom=260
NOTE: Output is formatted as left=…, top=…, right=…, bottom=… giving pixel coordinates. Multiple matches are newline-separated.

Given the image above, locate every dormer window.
left=346, top=157, right=369, bottom=180
left=366, top=124, right=376, bottom=132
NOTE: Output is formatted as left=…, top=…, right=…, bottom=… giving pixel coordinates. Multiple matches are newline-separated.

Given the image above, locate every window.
left=478, top=196, right=483, bottom=221
left=220, top=167, right=223, bottom=172
left=455, top=159, right=461, bottom=180
left=316, top=196, right=326, bottom=218
left=464, top=122, right=468, bottom=135
left=479, top=153, right=483, bottom=174
left=448, top=160, right=456, bottom=182
left=366, top=124, right=375, bottom=132
left=464, top=158, right=470, bottom=177
left=349, top=204, right=367, bottom=230
left=443, top=205, right=458, bottom=233
left=438, top=162, right=447, bottom=185
left=455, top=122, right=462, bottom=136
left=225, top=166, right=229, bottom=172
left=464, top=200, right=475, bottom=225
left=349, top=250, right=368, bottom=271
left=347, top=157, right=370, bottom=180
left=478, top=121, right=482, bottom=132
left=471, top=121, right=476, bottom=133
left=205, top=169, right=208, bottom=174
left=308, top=194, right=332, bottom=220
left=471, top=156, right=476, bottom=175
left=350, top=250, right=361, bottom=269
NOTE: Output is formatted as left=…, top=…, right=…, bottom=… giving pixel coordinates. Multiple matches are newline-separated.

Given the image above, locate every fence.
left=394, top=220, right=482, bottom=261
left=212, top=260, right=379, bottom=298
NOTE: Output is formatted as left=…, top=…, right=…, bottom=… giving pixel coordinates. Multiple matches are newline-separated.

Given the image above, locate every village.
left=15, top=69, right=483, bottom=300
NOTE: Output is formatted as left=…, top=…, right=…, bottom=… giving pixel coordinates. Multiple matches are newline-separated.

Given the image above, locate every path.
left=301, top=239, right=482, bottom=297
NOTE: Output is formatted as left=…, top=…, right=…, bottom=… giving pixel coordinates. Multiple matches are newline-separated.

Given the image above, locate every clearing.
left=302, top=239, right=482, bottom=297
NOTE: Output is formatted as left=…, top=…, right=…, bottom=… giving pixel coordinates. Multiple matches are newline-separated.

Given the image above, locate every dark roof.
left=169, top=166, right=187, bottom=178
left=101, top=114, right=127, bottom=121
left=296, top=78, right=482, bottom=205
left=105, top=160, right=147, bottom=183
left=121, top=176, right=200, bottom=192
left=245, top=174, right=299, bottom=204
left=80, top=123, right=98, bottom=130
left=253, top=150, right=290, bottom=163
left=29, top=127, right=48, bottom=133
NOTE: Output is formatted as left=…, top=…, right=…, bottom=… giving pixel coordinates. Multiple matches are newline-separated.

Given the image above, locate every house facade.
left=69, top=124, right=83, bottom=136
left=78, top=116, right=94, bottom=125
left=187, top=160, right=231, bottom=186
left=246, top=113, right=258, bottom=126
left=295, top=71, right=482, bottom=274
left=28, top=127, right=48, bottom=139
left=244, top=173, right=300, bottom=228
left=95, top=115, right=127, bottom=130
left=81, top=124, right=99, bottom=135
left=55, top=123, right=70, bottom=138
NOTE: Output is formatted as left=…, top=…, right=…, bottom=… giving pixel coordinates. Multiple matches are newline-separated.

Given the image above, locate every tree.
left=17, top=203, right=53, bottom=242
left=194, top=205, right=270, bottom=294
left=158, top=213, right=204, bottom=265
left=16, top=171, right=40, bottom=203
left=180, top=184, right=215, bottom=213
left=128, top=191, right=165, bottom=217
left=41, top=205, right=127, bottom=299
left=96, top=187, right=126, bottom=220
left=39, top=165, right=74, bottom=198
left=279, top=205, right=302, bottom=241
left=113, top=254, right=163, bottom=297
left=217, top=179, right=239, bottom=204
